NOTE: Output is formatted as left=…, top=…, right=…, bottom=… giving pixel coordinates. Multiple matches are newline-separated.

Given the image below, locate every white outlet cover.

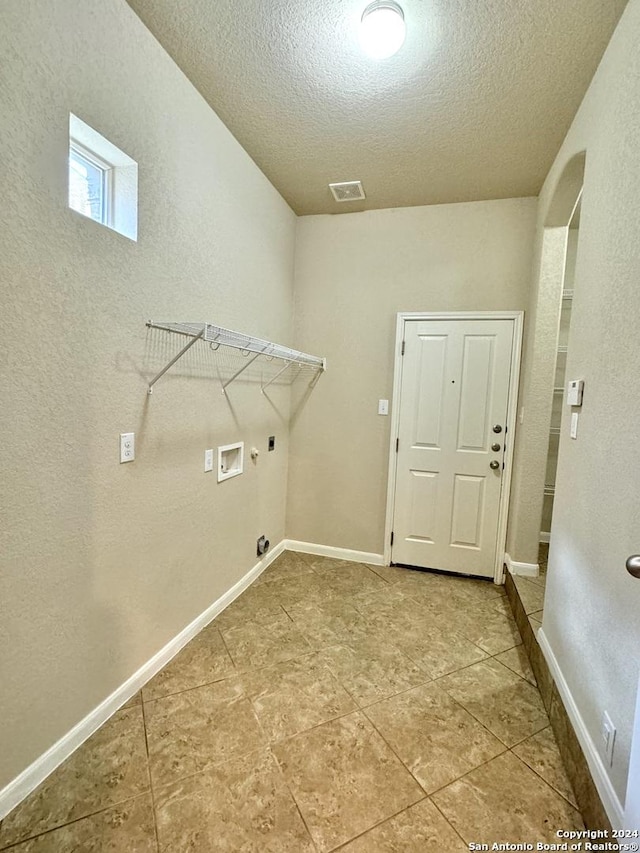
left=204, top=449, right=214, bottom=472
left=378, top=399, right=389, bottom=416
left=120, top=432, right=135, bottom=463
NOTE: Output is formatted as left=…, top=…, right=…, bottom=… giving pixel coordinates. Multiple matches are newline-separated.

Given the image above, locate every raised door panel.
left=456, top=335, right=495, bottom=453
left=406, top=470, right=438, bottom=544
left=450, top=475, right=485, bottom=550
left=411, top=335, right=447, bottom=449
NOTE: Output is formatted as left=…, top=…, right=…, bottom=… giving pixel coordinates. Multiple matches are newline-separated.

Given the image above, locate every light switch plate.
left=378, top=399, right=389, bottom=416
left=204, top=449, right=214, bottom=472
left=120, top=432, right=135, bottom=463
left=570, top=412, right=579, bottom=439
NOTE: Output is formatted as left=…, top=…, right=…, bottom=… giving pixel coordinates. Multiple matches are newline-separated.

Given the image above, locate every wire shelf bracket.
left=146, top=321, right=326, bottom=394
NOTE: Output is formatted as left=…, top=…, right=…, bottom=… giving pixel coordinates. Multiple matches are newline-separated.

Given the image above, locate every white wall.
left=521, top=0, right=640, bottom=810
left=0, top=0, right=295, bottom=790
left=288, top=199, right=537, bottom=553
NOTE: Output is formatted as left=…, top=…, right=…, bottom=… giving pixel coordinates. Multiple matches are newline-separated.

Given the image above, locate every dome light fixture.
left=359, top=0, right=406, bottom=60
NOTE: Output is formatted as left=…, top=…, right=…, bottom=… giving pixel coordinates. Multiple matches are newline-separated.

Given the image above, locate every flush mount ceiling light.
left=359, top=0, right=406, bottom=60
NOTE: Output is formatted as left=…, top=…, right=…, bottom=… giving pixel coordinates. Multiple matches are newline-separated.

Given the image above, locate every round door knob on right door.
left=626, top=556, right=640, bottom=578
left=489, top=460, right=500, bottom=470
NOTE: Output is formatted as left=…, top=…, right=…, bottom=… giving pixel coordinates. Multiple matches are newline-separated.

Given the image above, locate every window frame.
left=68, top=140, right=115, bottom=227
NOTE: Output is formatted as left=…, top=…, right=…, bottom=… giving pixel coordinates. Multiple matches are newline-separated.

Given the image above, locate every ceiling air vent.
left=329, top=181, right=366, bottom=202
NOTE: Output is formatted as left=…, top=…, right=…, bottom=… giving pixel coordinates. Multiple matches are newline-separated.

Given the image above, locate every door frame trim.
left=383, top=311, right=524, bottom=584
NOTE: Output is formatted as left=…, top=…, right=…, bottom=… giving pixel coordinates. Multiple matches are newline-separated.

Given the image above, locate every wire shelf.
left=145, top=320, right=326, bottom=394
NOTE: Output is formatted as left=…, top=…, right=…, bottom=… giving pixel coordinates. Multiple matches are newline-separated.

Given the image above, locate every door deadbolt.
left=492, top=424, right=503, bottom=434
left=491, top=442, right=501, bottom=452
left=489, top=460, right=500, bottom=470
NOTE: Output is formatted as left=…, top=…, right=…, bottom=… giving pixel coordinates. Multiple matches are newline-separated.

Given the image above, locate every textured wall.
left=0, top=0, right=295, bottom=789
left=514, top=0, right=640, bottom=805
left=288, top=199, right=537, bottom=552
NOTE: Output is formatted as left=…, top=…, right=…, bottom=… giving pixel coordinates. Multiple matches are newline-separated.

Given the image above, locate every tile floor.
left=512, top=543, right=548, bottom=636
left=0, top=550, right=583, bottom=852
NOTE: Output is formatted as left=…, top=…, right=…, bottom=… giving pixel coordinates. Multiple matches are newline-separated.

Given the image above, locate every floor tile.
left=436, top=658, right=549, bottom=746
left=512, top=575, right=546, bottom=614
left=310, top=562, right=389, bottom=597
left=240, top=655, right=357, bottom=741
left=351, top=586, right=427, bottom=635
left=154, top=748, right=315, bottom=852
left=299, top=554, right=355, bottom=572
left=273, top=711, right=423, bottom=852
left=284, top=598, right=370, bottom=649
left=395, top=627, right=488, bottom=679
left=4, top=552, right=584, bottom=849
left=513, top=726, right=578, bottom=808
left=455, top=610, right=522, bottom=655
left=319, top=637, right=431, bottom=706
left=0, top=708, right=150, bottom=847
left=259, top=571, right=344, bottom=607
left=495, top=645, right=537, bottom=685
left=364, top=682, right=506, bottom=793
left=221, top=612, right=312, bottom=670
left=3, top=795, right=156, bottom=853
left=144, top=678, right=266, bottom=787
left=212, top=588, right=288, bottom=633
left=254, top=550, right=316, bottom=586
left=142, top=624, right=236, bottom=701
left=337, top=798, right=468, bottom=852
left=365, top=563, right=410, bottom=584
left=432, top=751, right=583, bottom=844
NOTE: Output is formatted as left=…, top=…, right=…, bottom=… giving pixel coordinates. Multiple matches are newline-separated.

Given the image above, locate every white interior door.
left=391, top=318, right=514, bottom=578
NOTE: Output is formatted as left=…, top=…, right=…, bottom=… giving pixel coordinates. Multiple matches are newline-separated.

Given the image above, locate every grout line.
left=429, top=794, right=471, bottom=848
left=267, top=749, right=320, bottom=852
left=140, top=692, right=161, bottom=853
left=328, top=797, right=430, bottom=851
left=509, top=749, right=582, bottom=813
left=0, top=793, right=151, bottom=852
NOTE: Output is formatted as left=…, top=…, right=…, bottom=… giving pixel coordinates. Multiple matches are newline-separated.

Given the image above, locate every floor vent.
left=329, top=181, right=366, bottom=202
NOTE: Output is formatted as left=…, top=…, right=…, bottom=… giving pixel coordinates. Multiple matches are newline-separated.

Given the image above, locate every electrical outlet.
left=602, top=711, right=616, bottom=765
left=204, top=449, right=213, bottom=472
left=120, top=432, right=135, bottom=463
left=378, top=399, right=389, bottom=415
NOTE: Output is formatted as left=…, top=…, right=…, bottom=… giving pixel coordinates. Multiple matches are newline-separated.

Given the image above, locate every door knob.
left=493, top=424, right=503, bottom=434
left=491, top=442, right=501, bottom=452
left=489, top=460, right=500, bottom=470
left=626, top=556, right=640, bottom=578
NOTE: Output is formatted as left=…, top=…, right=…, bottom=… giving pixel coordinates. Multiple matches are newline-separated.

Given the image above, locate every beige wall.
left=0, top=0, right=295, bottom=789
left=288, top=199, right=537, bottom=553
left=515, top=0, right=640, bottom=807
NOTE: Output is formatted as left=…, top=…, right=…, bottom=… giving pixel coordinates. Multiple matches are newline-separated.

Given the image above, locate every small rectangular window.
left=68, top=115, right=138, bottom=241
left=69, top=143, right=112, bottom=225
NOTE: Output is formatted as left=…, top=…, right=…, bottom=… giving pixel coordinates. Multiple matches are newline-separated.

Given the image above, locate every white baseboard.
left=539, top=531, right=551, bottom=544
left=504, top=552, right=540, bottom=578
left=0, top=540, right=285, bottom=822
left=538, top=628, right=624, bottom=829
left=284, top=539, right=384, bottom=566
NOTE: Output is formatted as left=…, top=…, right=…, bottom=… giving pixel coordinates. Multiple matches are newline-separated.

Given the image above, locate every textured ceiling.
left=127, top=0, right=627, bottom=215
